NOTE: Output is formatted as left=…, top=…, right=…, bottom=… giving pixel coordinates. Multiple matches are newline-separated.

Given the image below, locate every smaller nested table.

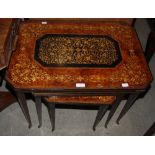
left=5, top=21, right=152, bottom=128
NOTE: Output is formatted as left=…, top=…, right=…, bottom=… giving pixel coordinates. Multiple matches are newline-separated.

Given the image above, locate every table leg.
left=34, top=96, right=42, bottom=128
left=116, top=93, right=140, bottom=124
left=145, top=31, right=155, bottom=62
left=48, top=103, right=55, bottom=132
left=144, top=122, right=155, bottom=136
left=16, top=91, right=32, bottom=128
left=105, top=95, right=124, bottom=128
left=93, top=105, right=109, bottom=131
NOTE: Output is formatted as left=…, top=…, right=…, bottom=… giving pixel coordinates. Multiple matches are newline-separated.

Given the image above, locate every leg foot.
left=16, top=91, right=32, bottom=128
left=116, top=120, right=119, bottom=125
left=116, top=93, right=140, bottom=124
left=29, top=124, right=32, bottom=129
left=105, top=95, right=124, bottom=128
left=48, top=103, right=55, bottom=132
left=34, top=96, right=42, bottom=128
left=144, top=122, right=155, bottom=136
left=93, top=105, right=109, bottom=131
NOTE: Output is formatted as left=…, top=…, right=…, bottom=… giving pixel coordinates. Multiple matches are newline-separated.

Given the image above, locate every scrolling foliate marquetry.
left=6, top=22, right=152, bottom=89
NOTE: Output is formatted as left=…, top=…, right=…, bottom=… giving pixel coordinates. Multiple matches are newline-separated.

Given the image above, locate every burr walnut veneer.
left=5, top=21, right=152, bottom=128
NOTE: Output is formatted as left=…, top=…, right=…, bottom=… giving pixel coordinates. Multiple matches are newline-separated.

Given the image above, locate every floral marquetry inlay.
left=45, top=96, right=116, bottom=105
left=34, top=34, right=121, bottom=67
left=6, top=22, right=152, bottom=89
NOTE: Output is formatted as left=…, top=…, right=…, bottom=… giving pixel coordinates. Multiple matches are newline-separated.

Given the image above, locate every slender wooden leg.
left=48, top=103, right=55, bottom=132
left=16, top=91, right=32, bottom=128
left=105, top=95, right=124, bottom=128
left=93, top=105, right=109, bottom=131
left=145, top=31, right=155, bottom=62
left=34, top=96, right=42, bottom=128
left=144, top=122, right=155, bottom=136
left=116, top=93, right=140, bottom=124
left=0, top=69, right=5, bottom=86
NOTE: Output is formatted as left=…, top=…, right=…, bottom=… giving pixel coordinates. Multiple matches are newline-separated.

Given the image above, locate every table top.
left=29, top=18, right=134, bottom=26
left=6, top=21, right=152, bottom=91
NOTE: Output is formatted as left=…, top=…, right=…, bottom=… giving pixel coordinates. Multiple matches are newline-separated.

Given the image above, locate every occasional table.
left=0, top=18, right=20, bottom=111
left=5, top=21, right=152, bottom=128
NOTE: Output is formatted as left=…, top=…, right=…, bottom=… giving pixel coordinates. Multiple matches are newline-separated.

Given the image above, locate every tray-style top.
left=6, top=22, right=152, bottom=90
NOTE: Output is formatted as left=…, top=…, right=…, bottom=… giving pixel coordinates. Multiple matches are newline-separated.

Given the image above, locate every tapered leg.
left=145, top=31, right=155, bottom=62
left=48, top=103, right=55, bottom=132
left=16, top=91, right=32, bottom=128
left=93, top=105, right=109, bottom=131
left=105, top=95, right=124, bottom=128
left=116, top=93, right=140, bottom=124
left=34, top=96, right=42, bottom=128
left=144, top=122, right=155, bottom=136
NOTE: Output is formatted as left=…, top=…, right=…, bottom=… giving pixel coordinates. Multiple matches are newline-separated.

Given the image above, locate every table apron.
left=14, top=88, right=145, bottom=96
left=25, top=91, right=146, bottom=98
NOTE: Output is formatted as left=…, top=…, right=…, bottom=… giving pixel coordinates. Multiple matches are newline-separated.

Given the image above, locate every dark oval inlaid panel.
left=34, top=34, right=122, bottom=67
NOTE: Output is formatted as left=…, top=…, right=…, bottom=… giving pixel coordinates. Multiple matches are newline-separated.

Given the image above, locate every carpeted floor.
left=0, top=18, right=154, bottom=136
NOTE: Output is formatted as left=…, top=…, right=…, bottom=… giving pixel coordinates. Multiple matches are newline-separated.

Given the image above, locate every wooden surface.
left=145, top=31, right=155, bottom=62
left=0, top=18, right=20, bottom=71
left=29, top=18, right=134, bottom=26
left=0, top=91, right=16, bottom=112
left=0, top=18, right=20, bottom=112
left=144, top=122, right=155, bottom=136
left=0, top=19, right=13, bottom=70
left=45, top=96, right=116, bottom=104
left=6, top=21, right=152, bottom=90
